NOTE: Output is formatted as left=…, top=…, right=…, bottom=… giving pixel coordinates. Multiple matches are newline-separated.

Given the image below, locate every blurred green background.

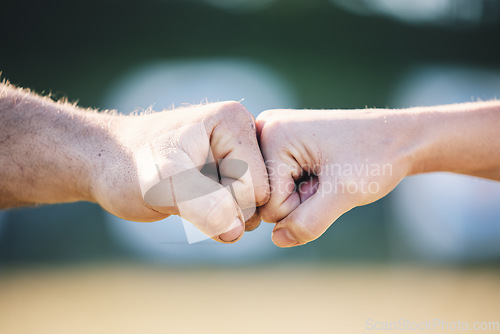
left=1, top=0, right=499, bottom=266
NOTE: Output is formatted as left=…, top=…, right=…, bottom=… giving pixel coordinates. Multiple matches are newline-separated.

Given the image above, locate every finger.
left=218, top=216, right=245, bottom=243
left=255, top=112, right=305, bottom=224
left=175, top=171, right=244, bottom=243
left=272, top=179, right=354, bottom=247
left=200, top=141, right=220, bottom=184
left=256, top=149, right=303, bottom=224
left=143, top=151, right=244, bottom=243
left=219, top=158, right=256, bottom=211
left=243, top=210, right=262, bottom=231
left=211, top=102, right=270, bottom=210
left=296, top=176, right=319, bottom=202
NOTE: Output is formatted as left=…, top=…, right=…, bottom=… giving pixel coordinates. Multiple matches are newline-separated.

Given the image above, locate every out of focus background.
left=1, top=0, right=499, bottom=333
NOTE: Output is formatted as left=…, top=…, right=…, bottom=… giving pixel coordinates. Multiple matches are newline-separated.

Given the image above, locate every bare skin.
left=256, top=101, right=500, bottom=247
left=0, top=82, right=269, bottom=243
left=2, top=80, right=499, bottom=248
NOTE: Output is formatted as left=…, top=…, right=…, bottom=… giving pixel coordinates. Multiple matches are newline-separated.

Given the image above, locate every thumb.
left=272, top=180, right=353, bottom=247
left=143, top=158, right=244, bottom=243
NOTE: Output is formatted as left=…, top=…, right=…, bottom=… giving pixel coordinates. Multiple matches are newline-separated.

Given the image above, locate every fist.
left=93, top=102, right=270, bottom=243
left=256, top=109, right=412, bottom=247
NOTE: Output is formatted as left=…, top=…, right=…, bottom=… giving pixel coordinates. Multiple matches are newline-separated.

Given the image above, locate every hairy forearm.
left=405, top=100, right=500, bottom=180
left=0, top=82, right=114, bottom=207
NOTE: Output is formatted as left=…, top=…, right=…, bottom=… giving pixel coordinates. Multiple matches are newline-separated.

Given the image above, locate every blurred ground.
left=0, top=264, right=498, bottom=334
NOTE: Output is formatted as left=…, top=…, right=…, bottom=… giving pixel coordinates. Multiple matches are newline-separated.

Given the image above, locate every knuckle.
left=259, top=118, right=285, bottom=141
left=215, top=101, right=255, bottom=131
left=257, top=109, right=281, bottom=121
left=218, top=101, right=251, bottom=119
left=219, top=100, right=245, bottom=110
left=256, top=109, right=288, bottom=128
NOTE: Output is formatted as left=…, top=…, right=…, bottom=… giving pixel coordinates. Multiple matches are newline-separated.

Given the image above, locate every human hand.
left=93, top=102, right=270, bottom=243
left=4, top=81, right=497, bottom=247
left=256, top=109, right=415, bottom=247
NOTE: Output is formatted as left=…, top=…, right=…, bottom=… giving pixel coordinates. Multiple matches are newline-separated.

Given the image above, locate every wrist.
left=86, top=112, right=163, bottom=220
left=387, top=106, right=448, bottom=177
left=80, top=111, right=137, bottom=205
left=362, top=108, right=425, bottom=179
left=402, top=106, right=445, bottom=176
left=399, top=101, right=500, bottom=177
left=390, top=108, right=431, bottom=177
left=64, top=110, right=115, bottom=203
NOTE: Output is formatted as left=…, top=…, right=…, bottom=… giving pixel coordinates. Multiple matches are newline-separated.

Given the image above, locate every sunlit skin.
left=0, top=82, right=269, bottom=243
left=1, top=80, right=499, bottom=247
left=256, top=102, right=500, bottom=247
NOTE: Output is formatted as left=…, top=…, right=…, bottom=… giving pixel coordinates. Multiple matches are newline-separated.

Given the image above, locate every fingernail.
left=219, top=218, right=243, bottom=242
left=272, top=228, right=298, bottom=247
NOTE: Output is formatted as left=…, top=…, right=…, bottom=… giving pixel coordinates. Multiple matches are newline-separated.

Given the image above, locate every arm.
left=408, top=101, right=500, bottom=180
left=0, top=82, right=110, bottom=207
left=0, top=82, right=269, bottom=243
left=256, top=100, right=500, bottom=247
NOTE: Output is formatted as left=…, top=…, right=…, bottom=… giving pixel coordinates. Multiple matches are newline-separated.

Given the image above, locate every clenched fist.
left=95, top=102, right=270, bottom=243
left=0, top=82, right=269, bottom=244
left=256, top=103, right=500, bottom=247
